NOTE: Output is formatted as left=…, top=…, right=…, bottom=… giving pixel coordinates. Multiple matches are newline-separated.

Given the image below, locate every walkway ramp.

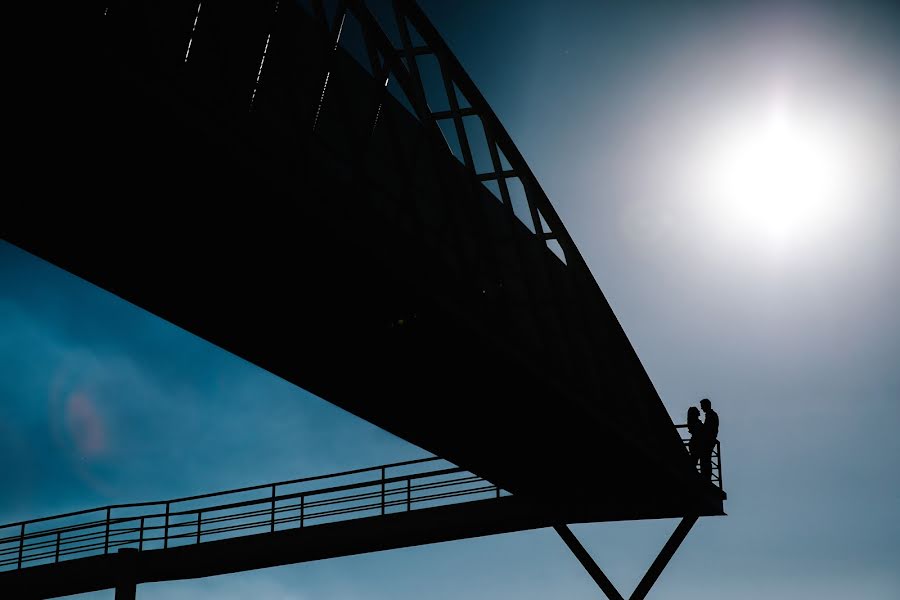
left=0, top=456, right=720, bottom=598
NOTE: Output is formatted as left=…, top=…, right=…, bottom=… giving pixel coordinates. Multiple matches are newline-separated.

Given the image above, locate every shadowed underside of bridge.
left=6, top=0, right=721, bottom=552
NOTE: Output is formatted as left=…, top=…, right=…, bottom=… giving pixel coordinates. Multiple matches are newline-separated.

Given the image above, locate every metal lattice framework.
left=341, top=0, right=581, bottom=264
left=339, top=0, right=592, bottom=320
left=301, top=0, right=664, bottom=450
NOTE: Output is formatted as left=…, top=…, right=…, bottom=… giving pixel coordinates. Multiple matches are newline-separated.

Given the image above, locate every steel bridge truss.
left=0, top=2, right=727, bottom=597
left=301, top=0, right=637, bottom=432
left=317, top=0, right=581, bottom=268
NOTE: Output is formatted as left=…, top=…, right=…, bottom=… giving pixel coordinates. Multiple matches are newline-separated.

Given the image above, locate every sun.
left=700, top=96, right=854, bottom=247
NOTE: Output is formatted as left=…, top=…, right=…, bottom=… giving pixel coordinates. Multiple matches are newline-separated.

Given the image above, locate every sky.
left=3, top=0, right=900, bottom=598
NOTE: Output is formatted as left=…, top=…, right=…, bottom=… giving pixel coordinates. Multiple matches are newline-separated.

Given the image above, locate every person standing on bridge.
left=699, top=398, right=719, bottom=480
left=687, top=406, right=704, bottom=467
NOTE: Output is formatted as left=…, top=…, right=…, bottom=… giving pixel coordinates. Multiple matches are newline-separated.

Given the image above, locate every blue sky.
left=3, top=1, right=899, bottom=598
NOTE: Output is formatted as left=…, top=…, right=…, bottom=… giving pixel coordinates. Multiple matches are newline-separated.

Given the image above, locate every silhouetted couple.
left=687, top=398, right=719, bottom=480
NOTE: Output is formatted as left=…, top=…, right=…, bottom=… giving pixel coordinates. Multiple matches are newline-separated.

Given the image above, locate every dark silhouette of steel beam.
left=556, top=516, right=698, bottom=600
left=554, top=525, right=624, bottom=600
left=629, top=516, right=697, bottom=600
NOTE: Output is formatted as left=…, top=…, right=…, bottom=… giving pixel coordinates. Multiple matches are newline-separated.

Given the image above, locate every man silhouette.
left=699, top=398, right=719, bottom=480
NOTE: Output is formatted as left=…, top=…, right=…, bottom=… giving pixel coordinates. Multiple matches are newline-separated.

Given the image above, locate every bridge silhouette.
left=3, top=1, right=725, bottom=598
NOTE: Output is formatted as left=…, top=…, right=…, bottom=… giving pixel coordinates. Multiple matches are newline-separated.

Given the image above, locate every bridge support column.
left=555, top=516, right=698, bottom=600
left=115, top=580, right=136, bottom=600
left=115, top=548, right=138, bottom=600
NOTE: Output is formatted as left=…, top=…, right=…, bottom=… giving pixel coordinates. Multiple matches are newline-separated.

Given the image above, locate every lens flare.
left=49, top=359, right=117, bottom=496
left=64, top=391, right=107, bottom=458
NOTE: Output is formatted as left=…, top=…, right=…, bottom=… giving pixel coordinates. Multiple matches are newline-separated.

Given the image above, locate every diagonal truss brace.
left=554, top=516, right=698, bottom=600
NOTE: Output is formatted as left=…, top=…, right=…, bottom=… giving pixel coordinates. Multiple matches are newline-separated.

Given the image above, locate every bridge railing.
left=675, top=425, right=724, bottom=490
left=0, top=457, right=505, bottom=572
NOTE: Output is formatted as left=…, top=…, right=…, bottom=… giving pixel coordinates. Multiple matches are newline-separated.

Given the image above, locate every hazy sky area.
left=3, top=0, right=899, bottom=598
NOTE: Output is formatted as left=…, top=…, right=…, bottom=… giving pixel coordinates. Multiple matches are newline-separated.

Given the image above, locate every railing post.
left=17, top=523, right=24, bottom=568
left=270, top=484, right=276, bottom=533
left=381, top=467, right=386, bottom=515
left=139, top=517, right=144, bottom=551
left=496, top=485, right=500, bottom=498
left=196, top=512, right=202, bottom=544
left=164, top=502, right=170, bottom=549
left=55, top=532, right=61, bottom=562
left=406, top=478, right=411, bottom=511
left=105, top=507, right=111, bottom=554
left=300, top=494, right=305, bottom=528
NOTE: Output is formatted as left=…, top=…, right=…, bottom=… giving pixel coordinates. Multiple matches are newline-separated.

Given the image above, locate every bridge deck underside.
left=6, top=2, right=722, bottom=522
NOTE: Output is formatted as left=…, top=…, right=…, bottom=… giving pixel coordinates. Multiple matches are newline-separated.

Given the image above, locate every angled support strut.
left=630, top=515, right=697, bottom=600
left=554, top=524, right=624, bottom=600
left=555, top=515, right=698, bottom=600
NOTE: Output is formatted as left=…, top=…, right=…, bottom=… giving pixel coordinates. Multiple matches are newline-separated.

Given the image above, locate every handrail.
left=0, top=458, right=506, bottom=571
left=1, top=456, right=442, bottom=530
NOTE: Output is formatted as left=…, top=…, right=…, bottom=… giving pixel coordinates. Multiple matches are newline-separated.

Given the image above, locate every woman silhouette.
left=687, top=406, right=703, bottom=467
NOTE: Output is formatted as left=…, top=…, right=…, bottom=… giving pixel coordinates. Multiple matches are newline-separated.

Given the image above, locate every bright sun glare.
left=699, top=95, right=857, bottom=248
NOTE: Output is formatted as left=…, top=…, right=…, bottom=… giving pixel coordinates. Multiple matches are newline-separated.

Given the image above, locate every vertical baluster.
left=711, top=445, right=717, bottom=482
left=55, top=531, right=61, bottom=563
left=104, top=507, right=111, bottom=554
left=139, top=517, right=144, bottom=551
left=406, top=478, right=411, bottom=511
left=496, top=485, right=500, bottom=498
left=381, top=467, right=386, bottom=515
left=270, top=485, right=276, bottom=533
left=713, top=447, right=719, bottom=483
left=300, top=494, right=305, bottom=528
left=164, top=502, right=170, bottom=549
left=196, top=512, right=202, bottom=544
left=716, top=441, right=724, bottom=490
left=17, top=523, right=24, bottom=568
